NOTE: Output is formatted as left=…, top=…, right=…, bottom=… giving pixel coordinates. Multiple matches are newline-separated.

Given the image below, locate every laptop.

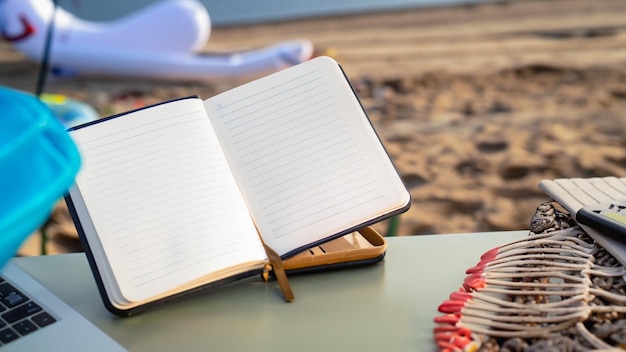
left=0, top=261, right=126, bottom=351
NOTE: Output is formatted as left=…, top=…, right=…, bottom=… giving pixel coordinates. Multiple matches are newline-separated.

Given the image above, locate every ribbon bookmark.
left=262, top=243, right=295, bottom=302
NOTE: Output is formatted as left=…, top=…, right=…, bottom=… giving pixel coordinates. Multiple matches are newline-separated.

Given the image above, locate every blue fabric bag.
left=0, top=86, right=81, bottom=268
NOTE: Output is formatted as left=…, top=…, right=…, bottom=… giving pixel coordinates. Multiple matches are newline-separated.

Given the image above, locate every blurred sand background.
left=2, top=0, right=626, bottom=255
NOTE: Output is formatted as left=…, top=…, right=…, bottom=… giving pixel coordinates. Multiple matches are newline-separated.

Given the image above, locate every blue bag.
left=0, top=86, right=81, bottom=268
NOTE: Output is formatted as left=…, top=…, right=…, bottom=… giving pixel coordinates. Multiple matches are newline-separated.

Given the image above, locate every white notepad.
left=538, top=176, right=626, bottom=265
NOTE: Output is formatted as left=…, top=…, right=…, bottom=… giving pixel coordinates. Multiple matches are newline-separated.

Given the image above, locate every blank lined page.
left=538, top=177, right=626, bottom=215
left=69, top=98, right=266, bottom=303
left=204, top=56, right=410, bottom=256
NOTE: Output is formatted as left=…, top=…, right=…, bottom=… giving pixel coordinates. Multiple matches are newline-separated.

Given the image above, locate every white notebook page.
left=70, top=98, right=266, bottom=303
left=539, top=177, right=626, bottom=215
left=204, top=56, right=409, bottom=256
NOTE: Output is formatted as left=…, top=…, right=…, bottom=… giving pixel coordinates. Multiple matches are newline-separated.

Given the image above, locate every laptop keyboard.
left=0, top=276, right=57, bottom=347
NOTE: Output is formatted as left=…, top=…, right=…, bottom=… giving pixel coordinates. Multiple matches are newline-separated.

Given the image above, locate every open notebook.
left=538, top=176, right=626, bottom=265
left=65, top=56, right=409, bottom=315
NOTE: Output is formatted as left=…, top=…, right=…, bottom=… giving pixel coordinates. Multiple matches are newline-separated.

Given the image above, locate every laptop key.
left=32, top=312, right=56, bottom=328
left=2, top=302, right=42, bottom=324
left=0, top=283, right=27, bottom=308
left=0, top=327, right=18, bottom=344
left=13, top=320, right=38, bottom=335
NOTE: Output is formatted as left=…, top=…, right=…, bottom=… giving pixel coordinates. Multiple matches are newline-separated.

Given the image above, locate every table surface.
left=13, top=230, right=529, bottom=352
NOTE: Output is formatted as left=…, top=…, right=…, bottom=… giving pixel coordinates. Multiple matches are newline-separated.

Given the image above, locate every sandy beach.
left=3, top=0, right=626, bottom=255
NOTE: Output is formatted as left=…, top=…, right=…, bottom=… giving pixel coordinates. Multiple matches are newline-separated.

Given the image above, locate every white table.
left=12, top=230, right=529, bottom=351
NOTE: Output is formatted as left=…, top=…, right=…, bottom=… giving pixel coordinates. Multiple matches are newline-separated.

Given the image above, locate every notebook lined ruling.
left=65, top=56, right=411, bottom=316
left=538, top=176, right=626, bottom=264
